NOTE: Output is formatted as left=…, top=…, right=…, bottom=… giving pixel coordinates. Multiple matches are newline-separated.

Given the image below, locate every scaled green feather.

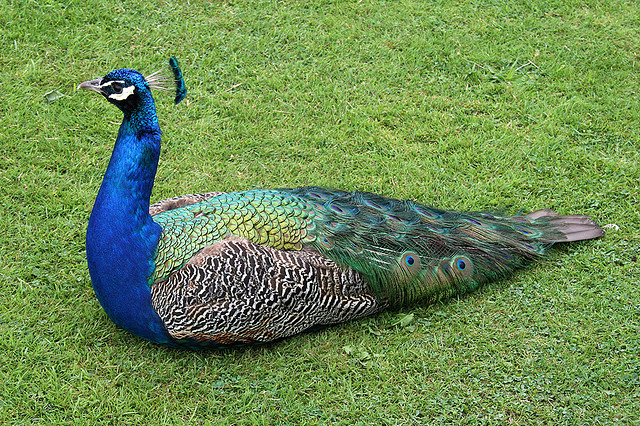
left=151, top=190, right=317, bottom=283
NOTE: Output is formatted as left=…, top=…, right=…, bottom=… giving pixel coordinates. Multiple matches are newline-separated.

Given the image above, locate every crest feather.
left=145, top=69, right=171, bottom=91
left=144, top=58, right=187, bottom=104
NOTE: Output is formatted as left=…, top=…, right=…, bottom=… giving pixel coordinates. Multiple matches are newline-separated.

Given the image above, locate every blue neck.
left=86, top=99, right=173, bottom=345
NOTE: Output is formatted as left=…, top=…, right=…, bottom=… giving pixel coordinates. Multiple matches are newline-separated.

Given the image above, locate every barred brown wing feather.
left=150, top=237, right=382, bottom=344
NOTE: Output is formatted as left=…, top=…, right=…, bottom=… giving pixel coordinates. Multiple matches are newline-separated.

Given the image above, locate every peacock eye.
left=111, top=82, right=123, bottom=94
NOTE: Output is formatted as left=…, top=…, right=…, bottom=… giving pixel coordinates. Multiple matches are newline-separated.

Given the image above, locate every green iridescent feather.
left=151, top=190, right=317, bottom=283
left=285, top=187, right=557, bottom=307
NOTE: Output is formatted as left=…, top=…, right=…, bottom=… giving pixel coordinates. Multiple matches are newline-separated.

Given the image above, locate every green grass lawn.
left=1, top=0, right=639, bottom=423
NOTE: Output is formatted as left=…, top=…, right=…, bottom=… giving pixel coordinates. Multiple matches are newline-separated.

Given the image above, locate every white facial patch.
left=107, top=84, right=136, bottom=101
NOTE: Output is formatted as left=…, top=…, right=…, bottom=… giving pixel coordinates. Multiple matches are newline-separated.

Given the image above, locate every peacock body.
left=79, top=60, right=603, bottom=349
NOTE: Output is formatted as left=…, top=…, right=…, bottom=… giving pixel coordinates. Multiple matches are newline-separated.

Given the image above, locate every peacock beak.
left=77, top=78, right=104, bottom=94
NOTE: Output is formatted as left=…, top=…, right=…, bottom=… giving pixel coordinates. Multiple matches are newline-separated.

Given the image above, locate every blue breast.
left=86, top=108, right=174, bottom=346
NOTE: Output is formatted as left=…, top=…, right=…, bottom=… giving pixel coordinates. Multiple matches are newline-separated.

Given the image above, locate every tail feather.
left=285, top=188, right=604, bottom=307
left=526, top=209, right=604, bottom=242
left=525, top=208, right=556, bottom=220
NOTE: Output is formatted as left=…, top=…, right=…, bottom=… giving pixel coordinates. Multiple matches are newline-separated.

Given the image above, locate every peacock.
left=78, top=58, right=603, bottom=349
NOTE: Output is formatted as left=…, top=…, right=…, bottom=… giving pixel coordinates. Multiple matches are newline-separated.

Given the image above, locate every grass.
left=1, top=0, right=639, bottom=423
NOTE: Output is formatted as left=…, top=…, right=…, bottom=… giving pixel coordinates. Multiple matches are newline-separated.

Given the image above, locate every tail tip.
left=526, top=209, right=604, bottom=242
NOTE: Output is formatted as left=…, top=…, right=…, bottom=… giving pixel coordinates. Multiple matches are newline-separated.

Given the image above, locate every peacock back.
left=151, top=186, right=583, bottom=312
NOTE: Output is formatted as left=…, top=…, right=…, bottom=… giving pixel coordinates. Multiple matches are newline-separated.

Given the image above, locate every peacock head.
left=78, top=68, right=157, bottom=115
left=78, top=58, right=186, bottom=114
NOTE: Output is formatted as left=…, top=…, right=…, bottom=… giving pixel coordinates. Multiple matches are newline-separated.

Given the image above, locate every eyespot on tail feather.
left=169, top=57, right=187, bottom=104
